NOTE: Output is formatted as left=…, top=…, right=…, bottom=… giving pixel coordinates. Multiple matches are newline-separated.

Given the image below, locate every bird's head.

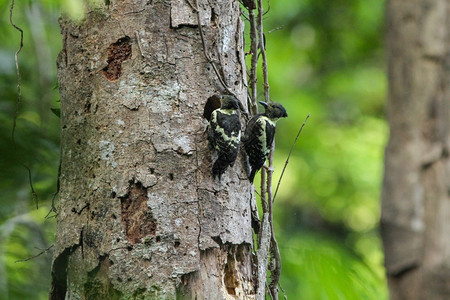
left=221, top=95, right=240, bottom=110
left=259, top=101, right=288, bottom=120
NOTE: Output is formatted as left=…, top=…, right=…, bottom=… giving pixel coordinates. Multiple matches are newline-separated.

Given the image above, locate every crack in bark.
left=71, top=203, right=90, bottom=215
left=49, top=233, right=83, bottom=300
left=193, top=139, right=203, bottom=254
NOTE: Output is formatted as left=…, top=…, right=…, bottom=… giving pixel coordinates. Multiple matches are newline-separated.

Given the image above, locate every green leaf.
left=50, top=108, right=60, bottom=118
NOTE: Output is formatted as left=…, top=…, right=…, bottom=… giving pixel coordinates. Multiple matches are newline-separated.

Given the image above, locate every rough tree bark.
left=49, top=0, right=257, bottom=299
left=381, top=0, right=449, bottom=299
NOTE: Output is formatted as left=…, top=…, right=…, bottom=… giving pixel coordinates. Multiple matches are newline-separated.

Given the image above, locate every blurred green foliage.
left=0, top=0, right=61, bottom=299
left=0, top=0, right=387, bottom=299
left=253, top=0, right=388, bottom=298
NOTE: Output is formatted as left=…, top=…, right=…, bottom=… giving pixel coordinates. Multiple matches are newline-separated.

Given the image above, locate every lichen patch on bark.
left=120, top=182, right=157, bottom=244
left=102, top=36, right=131, bottom=81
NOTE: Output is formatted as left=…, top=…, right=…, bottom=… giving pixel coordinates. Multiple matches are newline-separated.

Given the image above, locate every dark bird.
left=243, top=101, right=288, bottom=182
left=207, top=95, right=241, bottom=180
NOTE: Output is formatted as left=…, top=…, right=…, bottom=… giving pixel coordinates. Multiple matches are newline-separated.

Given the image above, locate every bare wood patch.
left=177, top=244, right=255, bottom=298
left=102, top=36, right=131, bottom=81
left=120, top=182, right=157, bottom=244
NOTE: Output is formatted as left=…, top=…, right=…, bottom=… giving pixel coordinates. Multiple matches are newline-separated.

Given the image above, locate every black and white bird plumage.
left=207, top=95, right=241, bottom=180
left=243, top=101, right=287, bottom=182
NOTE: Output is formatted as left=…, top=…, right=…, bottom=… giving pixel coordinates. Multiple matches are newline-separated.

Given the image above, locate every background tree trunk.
left=49, top=0, right=256, bottom=298
left=381, top=0, right=449, bottom=299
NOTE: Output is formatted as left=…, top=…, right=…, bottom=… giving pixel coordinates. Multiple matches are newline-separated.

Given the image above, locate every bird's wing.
left=243, top=114, right=264, bottom=149
left=217, top=111, right=241, bottom=133
left=265, top=120, right=276, bottom=149
left=213, top=110, right=241, bottom=149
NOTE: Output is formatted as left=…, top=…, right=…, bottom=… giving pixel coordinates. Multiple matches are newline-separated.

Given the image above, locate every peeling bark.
left=177, top=244, right=254, bottom=299
left=50, top=0, right=255, bottom=298
left=382, top=0, right=450, bottom=299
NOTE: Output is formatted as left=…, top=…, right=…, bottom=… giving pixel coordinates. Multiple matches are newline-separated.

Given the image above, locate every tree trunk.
left=49, top=0, right=256, bottom=299
left=381, top=0, right=450, bottom=299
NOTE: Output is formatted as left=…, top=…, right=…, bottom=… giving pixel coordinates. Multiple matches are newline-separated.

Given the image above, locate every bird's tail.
left=248, top=168, right=257, bottom=183
left=212, top=158, right=231, bottom=181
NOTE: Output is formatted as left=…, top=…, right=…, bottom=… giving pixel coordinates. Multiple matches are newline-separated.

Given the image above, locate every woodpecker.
left=243, top=101, right=288, bottom=182
left=207, top=95, right=241, bottom=180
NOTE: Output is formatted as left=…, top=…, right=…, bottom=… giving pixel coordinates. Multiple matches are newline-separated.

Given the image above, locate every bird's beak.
left=233, top=99, right=240, bottom=109
left=259, top=101, right=268, bottom=108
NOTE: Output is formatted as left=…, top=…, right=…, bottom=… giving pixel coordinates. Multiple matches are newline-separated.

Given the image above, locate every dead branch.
left=256, top=0, right=269, bottom=103
left=249, top=7, right=259, bottom=114
left=267, top=141, right=280, bottom=299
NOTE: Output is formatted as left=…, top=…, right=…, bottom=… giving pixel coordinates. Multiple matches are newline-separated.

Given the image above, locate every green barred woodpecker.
left=243, top=101, right=288, bottom=182
left=206, top=95, right=241, bottom=180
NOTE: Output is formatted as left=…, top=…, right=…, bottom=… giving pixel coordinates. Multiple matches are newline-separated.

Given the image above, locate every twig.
left=267, top=25, right=284, bottom=34
left=244, top=7, right=261, bottom=258
left=273, top=113, right=310, bottom=202
left=186, top=0, right=235, bottom=97
left=122, top=8, right=145, bottom=15
left=239, top=9, right=250, bottom=22
left=248, top=8, right=259, bottom=115
left=15, top=244, right=54, bottom=263
left=278, top=282, right=288, bottom=300
left=257, top=0, right=269, bottom=103
left=216, top=42, right=229, bottom=85
left=135, top=31, right=144, bottom=58
left=9, top=0, right=24, bottom=145
left=260, top=168, right=267, bottom=212
left=263, top=0, right=271, bottom=16
left=267, top=141, right=280, bottom=299
left=256, top=0, right=269, bottom=214
left=45, top=186, right=59, bottom=219
left=24, top=165, right=39, bottom=209
left=248, top=0, right=275, bottom=297
left=254, top=188, right=262, bottom=199
left=184, top=0, right=196, bottom=11
left=266, top=282, right=274, bottom=299
left=267, top=143, right=275, bottom=200
left=47, top=141, right=62, bottom=219
left=9, top=4, right=42, bottom=214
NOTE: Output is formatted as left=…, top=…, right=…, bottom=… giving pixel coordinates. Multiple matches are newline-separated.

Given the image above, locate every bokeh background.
left=0, top=0, right=387, bottom=299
